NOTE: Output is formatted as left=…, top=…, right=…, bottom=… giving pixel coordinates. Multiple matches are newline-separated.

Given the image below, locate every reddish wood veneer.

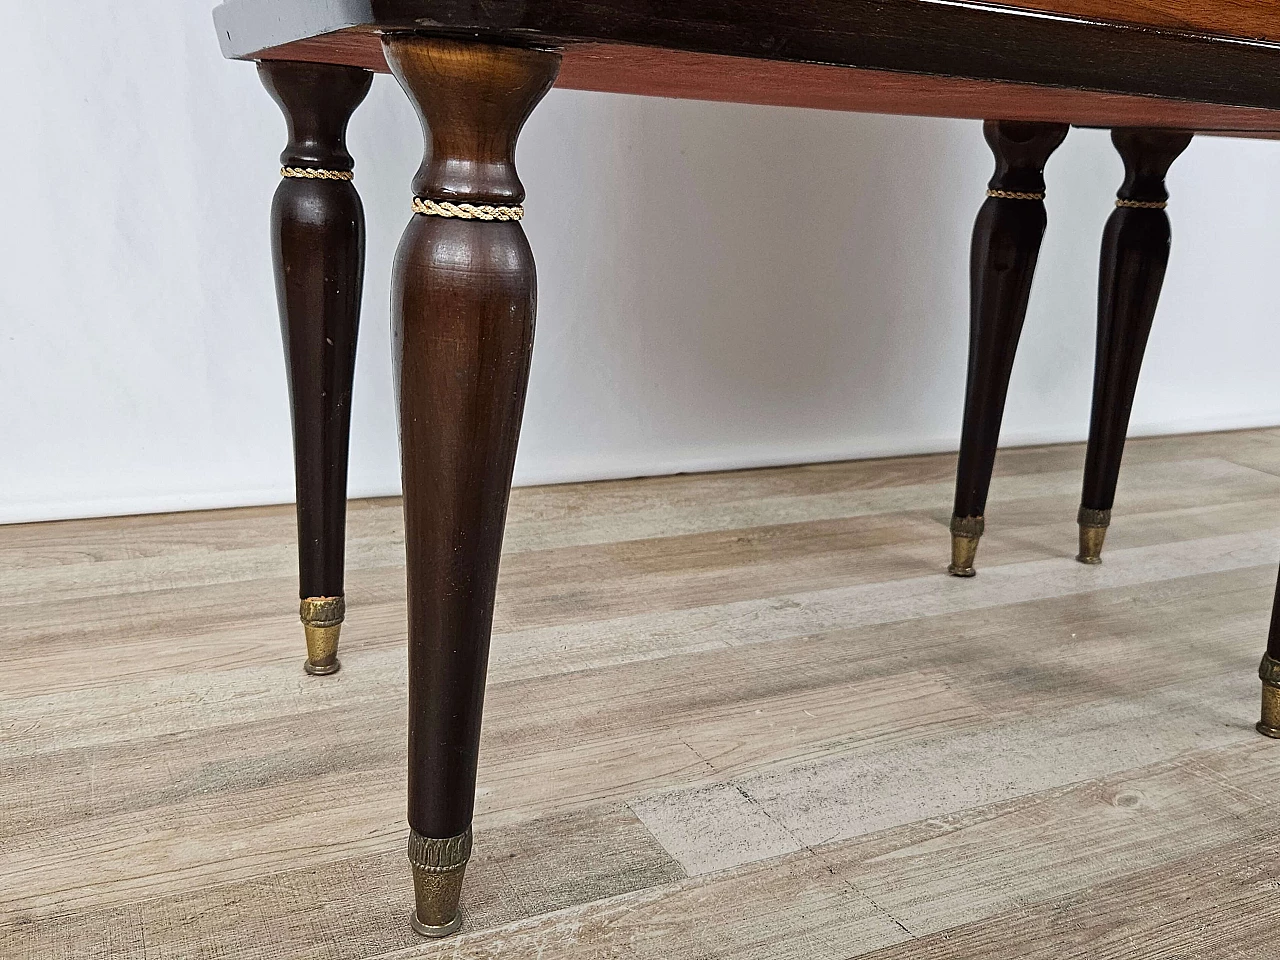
left=252, top=34, right=1280, bottom=135
left=997, top=0, right=1280, bottom=42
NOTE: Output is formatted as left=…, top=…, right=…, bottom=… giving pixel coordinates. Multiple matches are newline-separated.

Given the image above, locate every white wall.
left=4, top=3, right=1280, bottom=524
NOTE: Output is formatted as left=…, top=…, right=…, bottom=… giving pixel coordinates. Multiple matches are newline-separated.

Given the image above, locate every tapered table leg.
left=259, top=61, right=372, bottom=675
left=382, top=35, right=560, bottom=937
left=950, top=121, right=1068, bottom=576
left=1077, top=129, right=1193, bottom=564
left=1259, top=571, right=1280, bottom=737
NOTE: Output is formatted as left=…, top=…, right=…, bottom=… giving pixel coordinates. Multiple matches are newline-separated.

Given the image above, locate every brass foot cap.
left=1076, top=507, right=1111, bottom=565
left=1256, top=720, right=1280, bottom=739
left=948, top=516, right=983, bottom=578
left=1258, top=656, right=1280, bottom=738
left=410, top=910, right=463, bottom=938
left=301, top=596, right=345, bottom=677
left=408, top=827, right=471, bottom=940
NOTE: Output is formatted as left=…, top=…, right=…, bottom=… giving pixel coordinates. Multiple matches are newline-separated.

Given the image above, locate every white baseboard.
left=4, top=412, right=1279, bottom=526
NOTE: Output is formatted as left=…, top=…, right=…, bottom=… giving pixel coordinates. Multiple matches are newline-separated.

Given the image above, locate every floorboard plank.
left=4, top=429, right=1279, bottom=957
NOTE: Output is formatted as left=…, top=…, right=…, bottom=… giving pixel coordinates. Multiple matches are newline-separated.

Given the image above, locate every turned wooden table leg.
left=382, top=35, right=560, bottom=937
left=1259, top=572, right=1280, bottom=737
left=1077, top=129, right=1193, bottom=564
left=950, top=121, right=1068, bottom=576
left=259, top=62, right=372, bottom=675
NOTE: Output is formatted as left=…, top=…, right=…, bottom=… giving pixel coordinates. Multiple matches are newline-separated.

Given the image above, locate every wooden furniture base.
left=950, top=121, right=1068, bottom=577
left=214, top=0, right=1280, bottom=936
left=1078, top=129, right=1193, bottom=564
left=952, top=126, right=1191, bottom=575
left=1260, top=571, right=1280, bottom=739
left=385, top=36, right=561, bottom=935
left=259, top=60, right=371, bottom=675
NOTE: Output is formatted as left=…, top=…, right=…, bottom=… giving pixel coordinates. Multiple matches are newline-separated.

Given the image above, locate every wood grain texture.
left=4, top=428, right=1280, bottom=955
left=384, top=35, right=560, bottom=854
left=224, top=38, right=1280, bottom=137
left=953, top=121, right=1068, bottom=531
left=258, top=60, right=370, bottom=672
left=997, top=0, right=1280, bottom=42
left=1080, top=129, right=1194, bottom=524
left=212, top=0, right=1280, bottom=133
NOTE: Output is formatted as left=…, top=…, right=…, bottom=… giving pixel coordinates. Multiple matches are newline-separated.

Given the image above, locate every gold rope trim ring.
left=412, top=197, right=524, bottom=221
left=987, top=189, right=1045, bottom=201
left=1116, top=198, right=1167, bottom=210
left=281, top=166, right=354, bottom=181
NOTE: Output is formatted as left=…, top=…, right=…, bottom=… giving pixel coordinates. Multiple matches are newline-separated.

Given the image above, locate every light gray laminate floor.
left=6, top=428, right=1280, bottom=958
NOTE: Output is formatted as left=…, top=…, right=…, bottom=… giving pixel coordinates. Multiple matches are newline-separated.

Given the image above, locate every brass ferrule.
left=300, top=595, right=345, bottom=676
left=408, top=827, right=472, bottom=938
left=948, top=515, right=983, bottom=578
left=1076, top=507, right=1111, bottom=565
left=1259, top=655, right=1280, bottom=738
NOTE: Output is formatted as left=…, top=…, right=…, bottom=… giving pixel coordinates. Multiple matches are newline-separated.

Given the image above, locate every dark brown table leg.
left=259, top=62, right=372, bottom=675
left=950, top=121, right=1068, bottom=576
left=1077, top=128, right=1193, bottom=564
left=1259, top=573, right=1280, bottom=737
left=381, top=35, right=560, bottom=938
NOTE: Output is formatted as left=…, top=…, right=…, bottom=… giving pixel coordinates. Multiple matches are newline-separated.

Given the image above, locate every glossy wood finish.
left=553, top=46, right=1280, bottom=136
left=950, top=121, right=1068, bottom=576
left=259, top=60, right=371, bottom=672
left=1267, top=567, right=1280, bottom=661
left=997, top=0, right=1280, bottom=43
left=384, top=36, right=561, bottom=848
left=213, top=0, right=1280, bottom=133
left=226, top=40, right=1280, bottom=136
left=1079, top=129, right=1193, bottom=561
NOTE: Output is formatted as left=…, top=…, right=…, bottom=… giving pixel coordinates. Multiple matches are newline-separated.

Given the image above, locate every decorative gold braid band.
left=408, top=827, right=473, bottom=872
left=412, top=197, right=524, bottom=221
left=281, top=166, right=354, bottom=181
left=987, top=189, right=1045, bottom=201
left=1116, top=198, right=1167, bottom=209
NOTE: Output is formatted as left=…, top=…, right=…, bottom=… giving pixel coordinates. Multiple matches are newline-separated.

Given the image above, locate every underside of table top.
left=213, top=0, right=1280, bottom=136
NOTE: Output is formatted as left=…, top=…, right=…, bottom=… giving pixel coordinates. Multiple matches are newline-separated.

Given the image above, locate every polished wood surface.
left=1267, top=566, right=1280, bottom=661
left=953, top=122, right=1068, bottom=536
left=212, top=0, right=1280, bottom=133
left=233, top=40, right=1280, bottom=136
left=258, top=61, right=369, bottom=650
left=385, top=37, right=561, bottom=840
left=999, top=0, right=1280, bottom=42
left=6, top=428, right=1280, bottom=957
left=1081, top=130, right=1193, bottom=523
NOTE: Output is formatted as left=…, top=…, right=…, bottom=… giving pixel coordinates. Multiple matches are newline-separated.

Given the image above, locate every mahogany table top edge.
left=213, top=0, right=1280, bottom=136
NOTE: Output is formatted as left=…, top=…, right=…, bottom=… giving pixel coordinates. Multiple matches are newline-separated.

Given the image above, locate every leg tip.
left=1256, top=721, right=1280, bottom=739
left=300, top=596, right=345, bottom=677
left=303, top=656, right=342, bottom=676
left=1076, top=508, right=1111, bottom=565
left=408, top=827, right=471, bottom=940
left=1259, top=657, right=1280, bottom=738
left=948, top=516, right=983, bottom=578
left=410, top=909, right=463, bottom=938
